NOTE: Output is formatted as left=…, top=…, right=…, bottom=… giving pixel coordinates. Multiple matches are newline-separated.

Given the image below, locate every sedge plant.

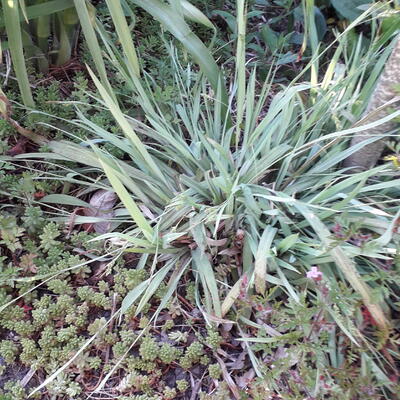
left=37, top=2, right=399, bottom=329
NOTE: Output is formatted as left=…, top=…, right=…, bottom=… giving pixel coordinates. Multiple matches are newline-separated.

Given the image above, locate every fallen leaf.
left=33, top=191, right=46, bottom=200
left=6, top=138, right=28, bottom=156
left=19, top=253, right=38, bottom=273
left=21, top=367, right=36, bottom=388
left=235, top=368, right=255, bottom=388
left=215, top=354, right=241, bottom=399
left=206, top=237, right=228, bottom=247
left=83, top=190, right=117, bottom=233
left=219, top=248, right=241, bottom=256
left=0, top=88, right=11, bottom=117
left=139, top=204, right=155, bottom=220
left=225, top=351, right=246, bottom=371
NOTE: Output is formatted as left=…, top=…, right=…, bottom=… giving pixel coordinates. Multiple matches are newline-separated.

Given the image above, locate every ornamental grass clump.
left=34, top=2, right=397, bottom=327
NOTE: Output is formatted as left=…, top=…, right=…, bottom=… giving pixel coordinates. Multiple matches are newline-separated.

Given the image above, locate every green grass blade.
left=304, top=0, right=319, bottom=88
left=192, top=247, right=222, bottom=318
left=2, top=0, right=34, bottom=107
left=131, top=0, right=228, bottom=108
left=120, top=280, right=149, bottom=315
left=134, top=259, right=175, bottom=316
left=0, top=0, right=74, bottom=27
left=73, top=0, right=116, bottom=101
left=192, top=225, right=222, bottom=318
left=180, top=0, right=214, bottom=29
left=96, top=154, right=155, bottom=243
left=87, top=67, right=169, bottom=188
left=234, top=0, right=246, bottom=148
left=105, top=0, right=140, bottom=77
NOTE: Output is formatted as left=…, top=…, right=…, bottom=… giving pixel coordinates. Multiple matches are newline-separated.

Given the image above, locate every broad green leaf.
left=211, top=10, right=237, bottom=33
left=331, top=0, right=371, bottom=21
left=180, top=0, right=214, bottom=29
left=105, top=0, right=140, bottom=77
left=74, top=0, right=115, bottom=101
left=261, top=25, right=278, bottom=52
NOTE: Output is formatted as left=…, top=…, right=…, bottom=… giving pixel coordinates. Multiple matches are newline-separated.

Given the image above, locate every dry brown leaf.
left=83, top=190, right=117, bottom=233
left=215, top=354, right=241, bottom=399
left=218, top=247, right=241, bottom=256
left=225, top=351, right=246, bottom=371
left=139, top=204, right=155, bottom=220
left=206, top=237, right=228, bottom=247
left=235, top=368, right=255, bottom=389
left=20, top=367, right=36, bottom=388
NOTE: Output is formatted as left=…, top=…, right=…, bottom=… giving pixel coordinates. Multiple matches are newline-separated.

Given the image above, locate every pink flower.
left=307, top=266, right=323, bottom=281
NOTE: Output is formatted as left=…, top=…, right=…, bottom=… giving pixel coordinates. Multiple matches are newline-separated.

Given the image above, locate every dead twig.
left=0, top=92, right=48, bottom=145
